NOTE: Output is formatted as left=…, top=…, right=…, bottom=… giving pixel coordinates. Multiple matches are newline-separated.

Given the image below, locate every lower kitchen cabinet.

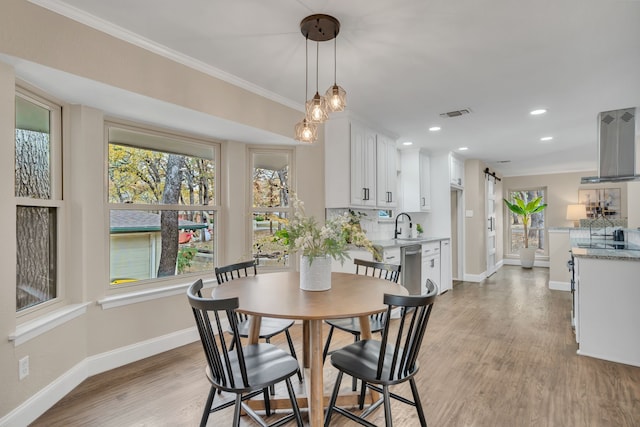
left=331, top=248, right=374, bottom=273
left=574, top=255, right=640, bottom=367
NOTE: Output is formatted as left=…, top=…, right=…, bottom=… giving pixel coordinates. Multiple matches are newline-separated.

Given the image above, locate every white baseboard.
left=502, top=258, right=550, bottom=268
left=548, top=280, right=571, bottom=291
left=0, top=327, right=199, bottom=427
left=463, top=272, right=486, bottom=282
left=86, top=327, right=199, bottom=376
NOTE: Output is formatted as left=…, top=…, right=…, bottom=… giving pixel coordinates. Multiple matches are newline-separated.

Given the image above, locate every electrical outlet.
left=19, top=356, right=29, bottom=380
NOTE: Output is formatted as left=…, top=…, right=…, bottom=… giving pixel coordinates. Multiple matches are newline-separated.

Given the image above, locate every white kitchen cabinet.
left=325, top=115, right=397, bottom=209
left=331, top=248, right=374, bottom=273
left=376, top=134, right=398, bottom=208
left=574, top=255, right=640, bottom=367
left=450, top=153, right=464, bottom=188
left=382, top=247, right=401, bottom=264
left=400, top=148, right=431, bottom=212
left=439, top=239, right=452, bottom=293
left=350, top=121, right=377, bottom=207
left=421, top=242, right=440, bottom=294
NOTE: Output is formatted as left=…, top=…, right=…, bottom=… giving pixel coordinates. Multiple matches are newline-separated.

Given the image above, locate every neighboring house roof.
left=110, top=210, right=208, bottom=234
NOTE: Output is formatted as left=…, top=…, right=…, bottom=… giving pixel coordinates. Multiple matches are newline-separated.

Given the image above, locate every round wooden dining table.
left=211, top=271, right=408, bottom=427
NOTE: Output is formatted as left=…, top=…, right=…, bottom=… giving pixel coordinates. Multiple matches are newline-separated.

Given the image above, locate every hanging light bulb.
left=294, top=118, right=318, bottom=143
left=294, top=37, right=318, bottom=143
left=306, top=42, right=329, bottom=123
left=325, top=36, right=346, bottom=112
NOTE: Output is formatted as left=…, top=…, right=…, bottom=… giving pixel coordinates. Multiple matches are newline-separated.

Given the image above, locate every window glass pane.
left=252, top=212, right=289, bottom=268
left=108, top=143, right=215, bottom=205
left=16, top=206, right=57, bottom=311
left=252, top=152, right=289, bottom=208
left=508, top=189, right=546, bottom=255
left=15, top=96, right=51, bottom=199
left=110, top=210, right=215, bottom=284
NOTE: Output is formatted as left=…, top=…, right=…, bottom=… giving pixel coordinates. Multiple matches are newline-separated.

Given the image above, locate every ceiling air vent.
left=440, top=108, right=472, bottom=118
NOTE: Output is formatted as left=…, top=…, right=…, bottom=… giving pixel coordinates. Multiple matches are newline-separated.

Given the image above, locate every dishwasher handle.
left=403, top=249, right=421, bottom=256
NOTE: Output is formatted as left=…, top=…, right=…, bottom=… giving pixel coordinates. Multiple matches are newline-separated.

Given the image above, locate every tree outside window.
left=250, top=149, right=292, bottom=268
left=107, top=125, right=219, bottom=285
left=15, top=91, right=61, bottom=312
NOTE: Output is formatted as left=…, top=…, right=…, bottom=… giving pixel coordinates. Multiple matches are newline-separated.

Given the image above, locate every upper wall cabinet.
left=350, top=121, right=378, bottom=207
left=400, top=148, right=431, bottom=212
left=450, top=153, right=464, bottom=189
left=376, top=134, right=398, bottom=208
left=325, top=116, right=397, bottom=208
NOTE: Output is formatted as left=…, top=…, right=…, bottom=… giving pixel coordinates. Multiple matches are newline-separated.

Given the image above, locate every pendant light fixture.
left=325, top=36, right=346, bottom=112
left=305, top=41, right=329, bottom=123
left=295, top=14, right=345, bottom=142
left=294, top=37, right=318, bottom=143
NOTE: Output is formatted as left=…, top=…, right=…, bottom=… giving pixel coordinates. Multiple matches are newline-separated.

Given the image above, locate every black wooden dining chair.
left=324, top=280, right=437, bottom=427
left=215, top=260, right=302, bottom=386
left=188, top=279, right=304, bottom=427
left=322, top=258, right=401, bottom=362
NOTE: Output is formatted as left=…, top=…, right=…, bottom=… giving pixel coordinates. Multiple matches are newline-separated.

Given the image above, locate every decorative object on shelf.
left=503, top=192, right=547, bottom=268
left=566, top=204, right=587, bottom=227
left=275, top=196, right=376, bottom=290
left=294, top=14, right=346, bottom=142
left=578, top=188, right=621, bottom=219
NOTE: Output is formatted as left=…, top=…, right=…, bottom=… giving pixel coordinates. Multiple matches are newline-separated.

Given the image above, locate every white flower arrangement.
left=275, top=196, right=378, bottom=264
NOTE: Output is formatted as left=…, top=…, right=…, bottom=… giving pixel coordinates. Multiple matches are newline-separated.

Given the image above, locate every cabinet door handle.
left=386, top=255, right=396, bottom=260
left=366, top=188, right=370, bottom=201
left=431, top=259, right=435, bottom=268
left=488, top=218, right=492, bottom=231
left=421, top=197, right=425, bottom=207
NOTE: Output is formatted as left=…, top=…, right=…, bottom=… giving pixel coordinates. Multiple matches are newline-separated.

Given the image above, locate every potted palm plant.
left=503, top=192, right=547, bottom=268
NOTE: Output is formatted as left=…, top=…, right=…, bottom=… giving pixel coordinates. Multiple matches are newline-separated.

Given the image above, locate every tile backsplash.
left=326, top=208, right=429, bottom=241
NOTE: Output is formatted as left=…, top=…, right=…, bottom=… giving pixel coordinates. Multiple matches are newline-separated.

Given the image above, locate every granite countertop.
left=570, top=238, right=640, bottom=261
left=371, top=236, right=450, bottom=249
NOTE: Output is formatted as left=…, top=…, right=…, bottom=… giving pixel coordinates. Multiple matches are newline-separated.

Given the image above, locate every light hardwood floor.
left=31, top=266, right=640, bottom=426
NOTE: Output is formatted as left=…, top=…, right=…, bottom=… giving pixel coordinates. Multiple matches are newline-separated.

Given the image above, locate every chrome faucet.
left=394, top=212, right=413, bottom=238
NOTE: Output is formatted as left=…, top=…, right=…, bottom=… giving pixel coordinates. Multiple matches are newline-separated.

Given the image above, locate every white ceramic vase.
left=300, top=255, right=331, bottom=291
left=519, top=247, right=536, bottom=268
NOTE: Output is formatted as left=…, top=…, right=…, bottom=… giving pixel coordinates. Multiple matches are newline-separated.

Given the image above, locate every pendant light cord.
left=315, top=42, right=320, bottom=93
left=305, top=37, right=309, bottom=102
left=333, top=36, right=337, bottom=85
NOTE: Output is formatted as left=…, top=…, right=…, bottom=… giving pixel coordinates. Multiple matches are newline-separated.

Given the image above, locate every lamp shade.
left=566, top=204, right=587, bottom=226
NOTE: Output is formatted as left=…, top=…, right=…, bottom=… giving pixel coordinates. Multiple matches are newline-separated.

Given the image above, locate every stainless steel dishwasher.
left=400, top=244, right=422, bottom=295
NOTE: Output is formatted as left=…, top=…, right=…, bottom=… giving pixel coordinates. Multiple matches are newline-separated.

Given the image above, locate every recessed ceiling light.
left=458, top=147, right=469, bottom=151
left=429, top=126, right=441, bottom=132
left=540, top=136, right=553, bottom=141
left=530, top=109, right=547, bottom=115
left=402, top=141, right=413, bottom=146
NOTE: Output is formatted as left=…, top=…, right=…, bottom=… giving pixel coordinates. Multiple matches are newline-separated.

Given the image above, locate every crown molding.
left=28, top=0, right=302, bottom=111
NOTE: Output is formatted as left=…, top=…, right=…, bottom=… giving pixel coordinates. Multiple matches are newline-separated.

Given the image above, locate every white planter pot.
left=519, top=247, right=536, bottom=268
left=300, top=255, right=332, bottom=291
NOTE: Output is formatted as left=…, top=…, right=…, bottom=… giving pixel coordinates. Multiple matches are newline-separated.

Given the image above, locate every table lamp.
left=566, top=204, right=587, bottom=227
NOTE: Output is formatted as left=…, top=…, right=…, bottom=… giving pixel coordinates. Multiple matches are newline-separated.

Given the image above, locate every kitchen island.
left=572, top=239, right=640, bottom=367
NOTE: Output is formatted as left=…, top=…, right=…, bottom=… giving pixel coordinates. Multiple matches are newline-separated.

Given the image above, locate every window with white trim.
left=15, top=89, right=62, bottom=312
left=250, top=148, right=293, bottom=270
left=506, top=188, right=547, bottom=256
left=107, top=123, right=219, bottom=286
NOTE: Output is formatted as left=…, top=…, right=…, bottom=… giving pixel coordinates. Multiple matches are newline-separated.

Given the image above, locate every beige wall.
left=502, top=171, right=628, bottom=229
left=0, top=1, right=324, bottom=421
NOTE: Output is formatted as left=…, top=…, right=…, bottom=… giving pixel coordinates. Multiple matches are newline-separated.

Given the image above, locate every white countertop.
left=371, top=236, right=450, bottom=249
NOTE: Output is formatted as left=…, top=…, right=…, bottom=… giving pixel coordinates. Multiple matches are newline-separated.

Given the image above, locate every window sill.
left=97, top=278, right=217, bottom=310
left=9, top=302, right=91, bottom=347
